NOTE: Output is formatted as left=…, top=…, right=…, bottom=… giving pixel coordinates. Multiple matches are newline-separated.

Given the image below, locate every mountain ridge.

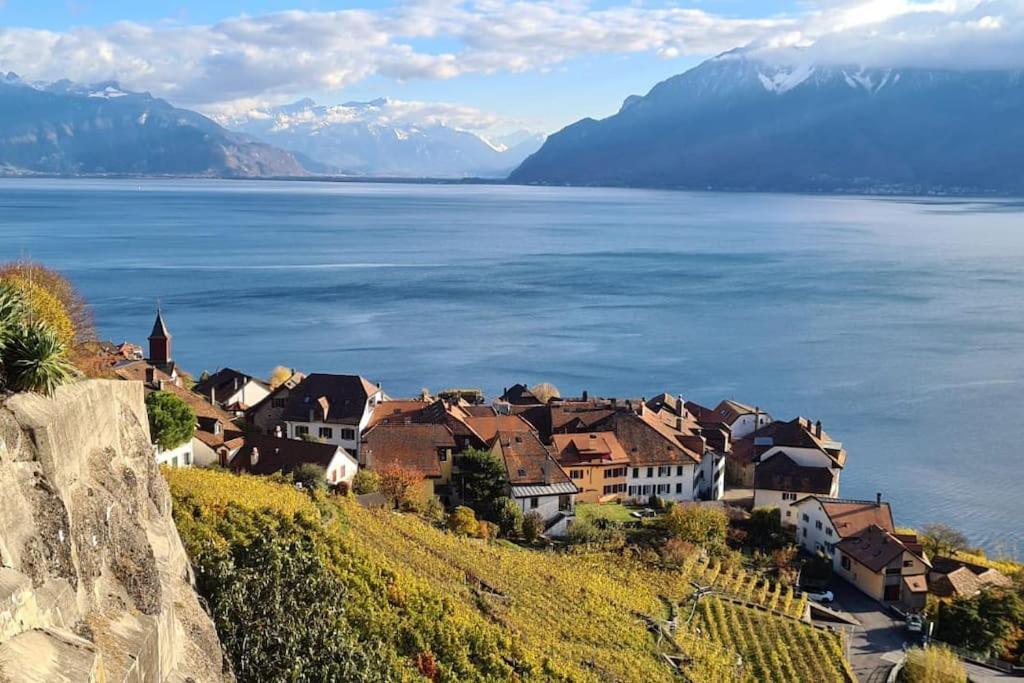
left=510, top=51, right=1024, bottom=195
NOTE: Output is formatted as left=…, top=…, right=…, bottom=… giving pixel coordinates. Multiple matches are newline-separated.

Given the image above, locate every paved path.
left=826, top=581, right=912, bottom=683
left=962, top=661, right=1020, bottom=682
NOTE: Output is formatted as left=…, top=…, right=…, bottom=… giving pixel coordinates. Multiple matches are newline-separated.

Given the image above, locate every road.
left=826, top=581, right=912, bottom=683
left=823, top=581, right=1020, bottom=683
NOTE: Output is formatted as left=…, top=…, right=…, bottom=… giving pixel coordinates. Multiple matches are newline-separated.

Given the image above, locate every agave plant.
left=4, top=320, right=78, bottom=396
left=0, top=282, right=26, bottom=347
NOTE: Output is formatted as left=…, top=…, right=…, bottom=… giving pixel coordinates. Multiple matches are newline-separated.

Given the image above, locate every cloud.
left=0, top=1, right=792, bottom=110
left=0, top=0, right=1020, bottom=113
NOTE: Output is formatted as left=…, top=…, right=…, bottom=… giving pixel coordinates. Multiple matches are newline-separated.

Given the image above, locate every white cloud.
left=0, top=0, right=1021, bottom=112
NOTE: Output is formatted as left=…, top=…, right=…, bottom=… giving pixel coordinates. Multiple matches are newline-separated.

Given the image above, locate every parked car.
left=805, top=590, right=834, bottom=604
left=906, top=614, right=924, bottom=633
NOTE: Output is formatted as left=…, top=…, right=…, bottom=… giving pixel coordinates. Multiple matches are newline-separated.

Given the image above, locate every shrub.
left=352, top=469, right=380, bottom=495
left=661, top=537, right=697, bottom=566
left=145, top=391, right=196, bottom=450
left=567, top=517, right=624, bottom=548
left=0, top=260, right=93, bottom=343
left=900, top=646, right=966, bottom=683
left=419, top=496, right=446, bottom=524
left=663, top=504, right=728, bottom=554
left=448, top=506, right=478, bottom=536
left=292, top=463, right=327, bottom=491
left=748, top=506, right=786, bottom=551
left=494, top=497, right=524, bottom=537
left=522, top=511, right=544, bottom=543
left=529, top=383, right=560, bottom=403
left=3, top=320, right=78, bottom=396
left=1, top=274, right=75, bottom=346
left=478, top=520, right=498, bottom=541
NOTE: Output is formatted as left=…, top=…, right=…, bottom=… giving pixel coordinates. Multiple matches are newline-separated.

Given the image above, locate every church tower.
left=148, top=309, right=172, bottom=367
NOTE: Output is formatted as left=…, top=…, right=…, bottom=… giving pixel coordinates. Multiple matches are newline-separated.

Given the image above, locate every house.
left=752, top=418, right=847, bottom=520
left=193, top=368, right=271, bottom=412
left=550, top=432, right=630, bottom=503
left=157, top=381, right=242, bottom=467
left=226, top=434, right=357, bottom=489
left=493, top=384, right=544, bottom=413
left=835, top=525, right=931, bottom=609
left=491, top=430, right=577, bottom=535
left=732, top=417, right=844, bottom=487
left=793, top=494, right=894, bottom=559
left=685, top=399, right=772, bottom=440
left=360, top=423, right=457, bottom=499
left=276, top=373, right=384, bottom=458
left=928, top=557, right=1013, bottom=599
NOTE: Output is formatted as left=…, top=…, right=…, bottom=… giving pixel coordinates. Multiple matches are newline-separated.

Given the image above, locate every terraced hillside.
left=166, top=468, right=853, bottom=682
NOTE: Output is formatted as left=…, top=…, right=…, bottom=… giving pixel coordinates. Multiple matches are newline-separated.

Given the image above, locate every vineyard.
left=166, top=468, right=852, bottom=682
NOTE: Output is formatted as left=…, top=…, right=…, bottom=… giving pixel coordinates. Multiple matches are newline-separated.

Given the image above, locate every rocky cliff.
left=0, top=380, right=225, bottom=682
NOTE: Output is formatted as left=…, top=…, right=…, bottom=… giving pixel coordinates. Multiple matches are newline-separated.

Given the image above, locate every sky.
left=0, top=0, right=1019, bottom=135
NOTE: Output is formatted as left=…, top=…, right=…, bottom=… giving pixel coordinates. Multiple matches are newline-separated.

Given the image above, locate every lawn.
left=576, top=501, right=644, bottom=524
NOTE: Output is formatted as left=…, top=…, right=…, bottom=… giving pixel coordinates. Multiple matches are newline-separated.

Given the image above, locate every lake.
left=3, top=177, right=1022, bottom=557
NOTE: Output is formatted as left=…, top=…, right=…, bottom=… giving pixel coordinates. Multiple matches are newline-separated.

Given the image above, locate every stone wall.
left=0, top=380, right=226, bottom=682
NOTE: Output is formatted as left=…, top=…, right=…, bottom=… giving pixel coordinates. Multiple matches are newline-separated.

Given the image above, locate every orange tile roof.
left=361, top=423, right=455, bottom=478
left=463, top=414, right=534, bottom=444
left=794, top=497, right=895, bottom=538
left=494, top=430, right=570, bottom=486
left=551, top=432, right=630, bottom=466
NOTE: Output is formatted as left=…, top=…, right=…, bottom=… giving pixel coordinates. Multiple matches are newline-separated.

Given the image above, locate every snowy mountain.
left=511, top=50, right=1024, bottom=194
left=220, top=98, right=545, bottom=178
left=0, top=74, right=307, bottom=177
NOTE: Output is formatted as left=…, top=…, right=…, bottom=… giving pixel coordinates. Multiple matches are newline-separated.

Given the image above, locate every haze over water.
left=4, top=177, right=1022, bottom=558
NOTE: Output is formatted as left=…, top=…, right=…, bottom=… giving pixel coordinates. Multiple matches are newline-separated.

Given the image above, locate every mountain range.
left=0, top=74, right=307, bottom=177
left=218, top=98, right=545, bottom=178
left=510, top=50, right=1024, bottom=194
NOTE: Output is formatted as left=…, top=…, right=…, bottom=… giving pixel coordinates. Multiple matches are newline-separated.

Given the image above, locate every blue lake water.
left=3, top=177, right=1022, bottom=557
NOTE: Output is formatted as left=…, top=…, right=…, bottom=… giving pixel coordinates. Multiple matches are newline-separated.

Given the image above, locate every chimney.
left=582, top=389, right=588, bottom=401
left=145, top=367, right=155, bottom=384
left=611, top=397, right=617, bottom=407
left=876, top=492, right=882, bottom=507
left=677, top=394, right=686, bottom=418
left=234, top=377, right=239, bottom=391
left=250, top=447, right=260, bottom=467
left=543, top=455, right=552, bottom=484
left=676, top=416, right=685, bottom=432
left=638, top=400, right=645, bottom=417
left=815, top=420, right=823, bottom=438
left=211, top=387, right=216, bottom=405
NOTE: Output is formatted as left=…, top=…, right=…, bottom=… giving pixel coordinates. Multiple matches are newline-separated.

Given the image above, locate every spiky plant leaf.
left=5, top=320, right=77, bottom=395
left=0, top=282, right=26, bottom=347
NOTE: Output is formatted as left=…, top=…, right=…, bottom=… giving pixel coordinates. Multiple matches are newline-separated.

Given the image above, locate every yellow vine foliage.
left=168, top=469, right=853, bottom=683
left=1, top=275, right=75, bottom=346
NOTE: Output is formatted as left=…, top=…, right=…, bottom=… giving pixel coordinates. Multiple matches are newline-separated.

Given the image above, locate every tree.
left=292, top=463, right=327, bottom=491
left=457, top=449, right=509, bottom=519
left=921, top=523, right=969, bottom=558
left=900, top=646, right=966, bottom=683
left=936, top=588, right=1024, bottom=657
left=448, top=506, right=478, bottom=536
left=663, top=504, right=728, bottom=554
left=522, top=511, right=545, bottom=543
left=269, top=365, right=294, bottom=389
left=494, top=497, right=524, bottom=537
left=145, top=391, right=196, bottom=450
left=352, top=469, right=380, bottom=495
left=377, top=464, right=421, bottom=508
left=4, top=321, right=78, bottom=396
left=529, top=383, right=560, bottom=404
left=747, top=506, right=786, bottom=552
left=0, top=274, right=75, bottom=346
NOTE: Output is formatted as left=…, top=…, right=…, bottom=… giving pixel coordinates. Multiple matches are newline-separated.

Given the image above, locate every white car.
left=906, top=614, right=924, bottom=633
left=805, top=590, right=834, bottom=604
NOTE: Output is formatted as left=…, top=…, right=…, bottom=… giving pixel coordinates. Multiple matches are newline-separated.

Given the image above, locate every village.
left=96, top=309, right=1019, bottom=681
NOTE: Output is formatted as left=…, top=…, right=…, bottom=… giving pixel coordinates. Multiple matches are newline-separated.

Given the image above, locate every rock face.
left=0, top=380, right=225, bottom=682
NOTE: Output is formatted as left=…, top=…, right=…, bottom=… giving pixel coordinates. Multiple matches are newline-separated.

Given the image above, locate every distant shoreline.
left=1, top=173, right=1021, bottom=201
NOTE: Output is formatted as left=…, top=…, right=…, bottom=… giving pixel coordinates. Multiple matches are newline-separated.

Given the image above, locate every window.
left=785, top=510, right=792, bottom=518
left=815, top=520, right=823, bottom=530
left=604, top=467, right=626, bottom=478
left=782, top=492, right=797, bottom=501
left=602, top=483, right=626, bottom=495
left=802, top=528, right=807, bottom=538
left=438, top=450, right=448, bottom=462
left=841, top=556, right=851, bottom=570
left=676, top=466, right=684, bottom=476
left=294, top=425, right=309, bottom=437
left=676, top=483, right=683, bottom=494
left=530, top=497, right=539, bottom=509
left=903, top=560, right=913, bottom=568
left=340, top=428, right=356, bottom=441
left=632, top=468, right=639, bottom=478
left=658, top=466, right=671, bottom=477
left=646, top=467, right=653, bottom=477
left=658, top=484, right=671, bottom=495
left=271, top=398, right=286, bottom=408
left=518, top=468, right=527, bottom=478
left=826, top=527, right=833, bottom=537
left=802, top=513, right=810, bottom=523
left=570, top=469, right=584, bottom=480
left=319, top=427, right=333, bottom=439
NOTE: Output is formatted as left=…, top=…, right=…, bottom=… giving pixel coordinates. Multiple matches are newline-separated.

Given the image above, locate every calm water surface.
left=3, top=178, right=1022, bottom=557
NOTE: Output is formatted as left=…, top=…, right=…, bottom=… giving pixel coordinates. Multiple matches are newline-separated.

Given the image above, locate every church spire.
left=148, top=308, right=172, bottom=366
